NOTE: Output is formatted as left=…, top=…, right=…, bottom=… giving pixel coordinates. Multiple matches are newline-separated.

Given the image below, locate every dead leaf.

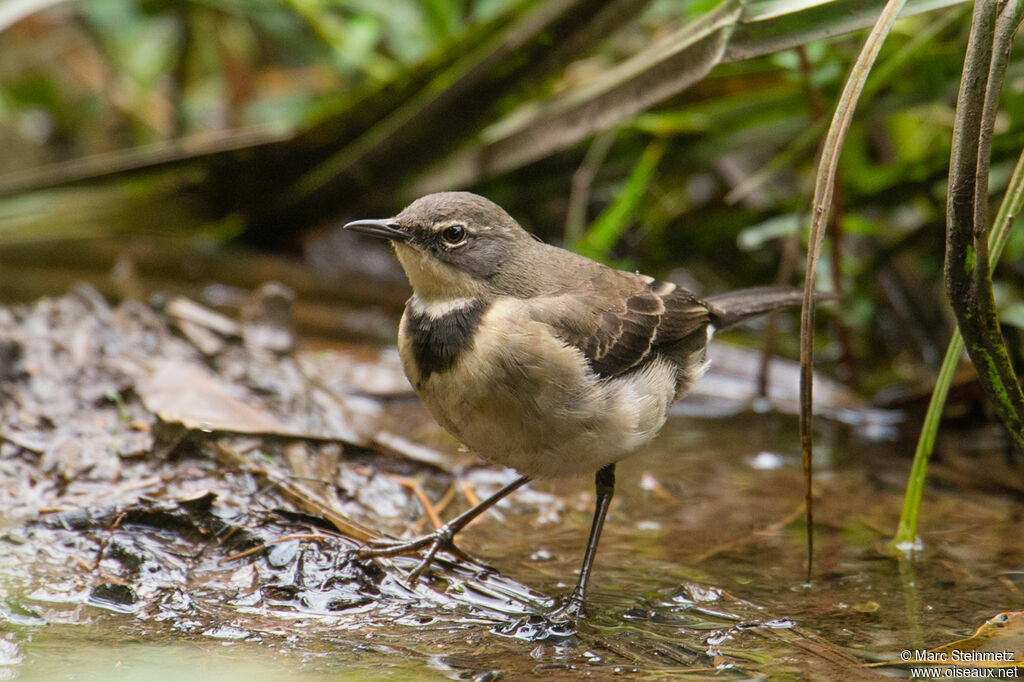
left=136, top=359, right=290, bottom=435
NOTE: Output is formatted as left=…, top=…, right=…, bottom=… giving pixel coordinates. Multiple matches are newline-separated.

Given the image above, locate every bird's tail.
left=706, top=287, right=810, bottom=330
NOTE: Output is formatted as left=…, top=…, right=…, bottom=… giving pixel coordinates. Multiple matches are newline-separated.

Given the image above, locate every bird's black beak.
left=343, top=218, right=410, bottom=242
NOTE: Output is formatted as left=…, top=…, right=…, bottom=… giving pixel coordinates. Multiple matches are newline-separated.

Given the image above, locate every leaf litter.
left=0, top=284, right=551, bottom=630
left=1, top=283, right=1019, bottom=678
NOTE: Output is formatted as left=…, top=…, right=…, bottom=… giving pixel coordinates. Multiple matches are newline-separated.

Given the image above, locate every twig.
left=92, top=511, right=127, bottom=570
left=459, top=479, right=481, bottom=507
left=220, top=543, right=267, bottom=564
left=393, top=476, right=443, bottom=530
left=216, top=440, right=380, bottom=542
left=407, top=482, right=458, bottom=535
left=218, top=532, right=338, bottom=564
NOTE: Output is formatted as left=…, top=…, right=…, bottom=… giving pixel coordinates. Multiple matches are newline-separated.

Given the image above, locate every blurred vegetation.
left=1, top=0, right=1024, bottom=406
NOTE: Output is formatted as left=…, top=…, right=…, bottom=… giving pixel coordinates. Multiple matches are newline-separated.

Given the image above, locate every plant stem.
left=892, top=145, right=1024, bottom=555
left=799, top=0, right=908, bottom=581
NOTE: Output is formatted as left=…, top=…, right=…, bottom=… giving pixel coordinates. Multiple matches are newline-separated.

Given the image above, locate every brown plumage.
left=344, top=191, right=806, bottom=631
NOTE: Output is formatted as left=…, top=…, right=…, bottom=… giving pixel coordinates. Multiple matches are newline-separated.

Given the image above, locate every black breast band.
left=404, top=300, right=489, bottom=380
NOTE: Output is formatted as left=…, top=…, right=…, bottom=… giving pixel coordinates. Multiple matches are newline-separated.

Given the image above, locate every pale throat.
left=393, top=243, right=486, bottom=304
left=407, top=292, right=477, bottom=319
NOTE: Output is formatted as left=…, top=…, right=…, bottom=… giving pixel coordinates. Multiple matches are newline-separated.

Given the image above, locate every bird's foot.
left=493, top=591, right=584, bottom=641
left=355, top=523, right=475, bottom=583
left=547, top=589, right=584, bottom=623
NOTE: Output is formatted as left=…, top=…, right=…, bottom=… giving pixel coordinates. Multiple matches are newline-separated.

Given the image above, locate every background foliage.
left=2, top=0, right=1024, bottom=402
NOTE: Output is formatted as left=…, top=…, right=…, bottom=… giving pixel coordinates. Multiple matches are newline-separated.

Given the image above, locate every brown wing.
left=528, top=276, right=711, bottom=379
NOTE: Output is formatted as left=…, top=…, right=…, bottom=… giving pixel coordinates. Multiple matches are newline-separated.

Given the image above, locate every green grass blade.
left=574, top=140, right=665, bottom=260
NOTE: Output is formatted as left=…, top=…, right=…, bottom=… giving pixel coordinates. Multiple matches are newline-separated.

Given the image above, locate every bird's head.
left=344, top=192, right=533, bottom=300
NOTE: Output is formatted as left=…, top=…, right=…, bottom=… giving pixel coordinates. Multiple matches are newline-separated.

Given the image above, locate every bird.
left=344, top=191, right=805, bottom=628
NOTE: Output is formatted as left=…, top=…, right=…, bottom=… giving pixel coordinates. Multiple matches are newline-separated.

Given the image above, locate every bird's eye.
left=441, top=224, right=467, bottom=244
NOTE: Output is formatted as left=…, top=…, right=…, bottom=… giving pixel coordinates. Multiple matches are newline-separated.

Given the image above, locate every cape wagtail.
left=345, top=191, right=805, bottom=622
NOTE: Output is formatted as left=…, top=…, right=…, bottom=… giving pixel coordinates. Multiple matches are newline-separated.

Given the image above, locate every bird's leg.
left=357, top=474, right=531, bottom=582
left=551, top=463, right=616, bottom=622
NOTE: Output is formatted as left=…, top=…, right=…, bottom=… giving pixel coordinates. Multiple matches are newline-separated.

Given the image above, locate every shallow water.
left=3, top=407, right=1022, bottom=679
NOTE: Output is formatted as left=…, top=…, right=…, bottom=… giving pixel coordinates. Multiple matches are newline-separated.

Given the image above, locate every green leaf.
left=575, top=140, right=665, bottom=260
left=420, top=0, right=967, bottom=191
